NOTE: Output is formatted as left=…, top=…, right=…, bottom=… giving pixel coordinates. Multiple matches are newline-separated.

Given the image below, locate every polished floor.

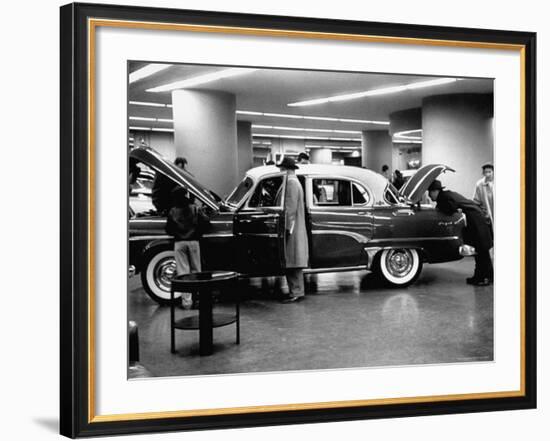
left=128, top=257, right=493, bottom=378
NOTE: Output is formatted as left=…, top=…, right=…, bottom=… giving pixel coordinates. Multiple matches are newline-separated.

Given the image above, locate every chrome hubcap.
left=154, top=257, right=176, bottom=293
left=386, top=249, right=414, bottom=278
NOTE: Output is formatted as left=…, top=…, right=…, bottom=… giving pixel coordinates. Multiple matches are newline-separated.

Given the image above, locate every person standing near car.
left=277, top=157, right=309, bottom=303
left=165, top=187, right=212, bottom=308
left=473, top=162, right=494, bottom=232
left=428, top=180, right=493, bottom=286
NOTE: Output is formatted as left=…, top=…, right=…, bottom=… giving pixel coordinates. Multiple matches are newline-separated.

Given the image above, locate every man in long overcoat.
left=278, top=157, right=309, bottom=303
left=428, top=180, right=493, bottom=286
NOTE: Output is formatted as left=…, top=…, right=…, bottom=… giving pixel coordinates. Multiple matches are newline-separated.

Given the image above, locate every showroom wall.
left=422, top=93, right=494, bottom=197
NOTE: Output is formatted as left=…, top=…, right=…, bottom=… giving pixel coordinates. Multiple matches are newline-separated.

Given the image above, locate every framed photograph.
left=60, top=2, right=536, bottom=437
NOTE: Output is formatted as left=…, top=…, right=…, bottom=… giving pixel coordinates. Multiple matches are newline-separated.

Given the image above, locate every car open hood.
left=398, top=164, right=455, bottom=204
left=130, top=147, right=219, bottom=210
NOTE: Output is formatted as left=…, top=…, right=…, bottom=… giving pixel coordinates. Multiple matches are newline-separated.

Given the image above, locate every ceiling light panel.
left=237, top=110, right=388, bottom=125
left=288, top=78, right=459, bottom=107
left=146, top=68, right=258, bottom=93
left=251, top=124, right=361, bottom=134
left=129, top=64, right=170, bottom=84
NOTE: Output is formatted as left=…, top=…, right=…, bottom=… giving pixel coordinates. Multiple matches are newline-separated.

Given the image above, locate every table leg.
left=199, top=288, right=213, bottom=356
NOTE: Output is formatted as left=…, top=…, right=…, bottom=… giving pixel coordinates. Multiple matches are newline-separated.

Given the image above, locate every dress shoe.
left=474, top=278, right=491, bottom=286
left=280, top=295, right=299, bottom=303
left=466, top=276, right=479, bottom=285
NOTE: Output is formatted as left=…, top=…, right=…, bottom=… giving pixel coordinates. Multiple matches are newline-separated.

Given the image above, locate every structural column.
left=361, top=130, right=393, bottom=173
left=171, top=89, right=238, bottom=197
left=422, top=93, right=493, bottom=196
left=237, top=121, right=253, bottom=177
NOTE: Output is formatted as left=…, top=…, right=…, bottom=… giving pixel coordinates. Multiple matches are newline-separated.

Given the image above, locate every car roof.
left=246, top=164, right=390, bottom=201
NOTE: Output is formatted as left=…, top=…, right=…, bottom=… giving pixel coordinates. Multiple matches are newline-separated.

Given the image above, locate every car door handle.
left=357, top=211, right=368, bottom=216
left=392, top=209, right=415, bottom=217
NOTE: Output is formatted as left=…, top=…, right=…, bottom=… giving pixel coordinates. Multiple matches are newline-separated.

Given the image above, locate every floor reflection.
left=128, top=258, right=493, bottom=377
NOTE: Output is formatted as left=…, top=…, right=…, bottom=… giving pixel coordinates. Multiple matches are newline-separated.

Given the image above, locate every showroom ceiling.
left=128, top=62, right=493, bottom=141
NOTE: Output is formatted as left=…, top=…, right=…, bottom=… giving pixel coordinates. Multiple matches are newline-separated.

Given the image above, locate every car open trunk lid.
left=399, top=164, right=455, bottom=204
left=130, top=147, right=219, bottom=210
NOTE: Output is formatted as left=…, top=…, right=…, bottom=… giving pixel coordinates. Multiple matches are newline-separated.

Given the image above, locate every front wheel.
left=374, top=248, right=422, bottom=287
left=140, top=246, right=180, bottom=305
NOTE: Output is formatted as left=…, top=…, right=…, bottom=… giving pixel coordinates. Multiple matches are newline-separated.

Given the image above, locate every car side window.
left=312, top=179, right=352, bottom=206
left=248, top=176, right=284, bottom=208
left=352, top=182, right=370, bottom=205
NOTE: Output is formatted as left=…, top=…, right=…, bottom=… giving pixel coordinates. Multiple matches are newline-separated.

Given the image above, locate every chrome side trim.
left=129, top=235, right=171, bottom=241
left=202, top=233, right=234, bottom=238
left=368, top=235, right=459, bottom=244
left=312, top=229, right=370, bottom=243
left=304, top=265, right=366, bottom=274
left=235, top=233, right=278, bottom=238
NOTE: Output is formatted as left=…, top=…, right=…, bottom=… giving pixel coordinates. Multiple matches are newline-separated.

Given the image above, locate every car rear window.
left=312, top=179, right=352, bottom=206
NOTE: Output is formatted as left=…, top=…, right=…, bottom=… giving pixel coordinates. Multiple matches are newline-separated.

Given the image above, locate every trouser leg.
left=174, top=241, right=193, bottom=307
left=188, top=240, right=202, bottom=273
left=475, top=249, right=493, bottom=280
left=286, top=268, right=305, bottom=298
left=174, top=241, right=191, bottom=275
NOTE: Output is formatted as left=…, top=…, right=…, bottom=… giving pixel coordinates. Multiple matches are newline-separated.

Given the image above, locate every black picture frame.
left=60, top=2, right=537, bottom=438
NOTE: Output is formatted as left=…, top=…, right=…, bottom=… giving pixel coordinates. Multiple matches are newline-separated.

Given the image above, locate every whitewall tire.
left=377, top=248, right=422, bottom=287
left=141, top=248, right=180, bottom=305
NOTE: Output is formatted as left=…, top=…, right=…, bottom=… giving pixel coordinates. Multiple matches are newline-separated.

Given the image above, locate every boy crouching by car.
left=165, top=187, right=213, bottom=309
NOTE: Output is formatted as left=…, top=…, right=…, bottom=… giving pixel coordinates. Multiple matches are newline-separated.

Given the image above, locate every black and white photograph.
left=127, top=63, right=496, bottom=378
left=51, top=1, right=538, bottom=438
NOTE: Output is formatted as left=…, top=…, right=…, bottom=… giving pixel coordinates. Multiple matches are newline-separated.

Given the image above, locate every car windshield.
left=226, top=176, right=254, bottom=207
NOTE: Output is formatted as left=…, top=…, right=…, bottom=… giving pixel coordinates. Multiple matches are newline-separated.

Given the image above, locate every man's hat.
left=481, top=162, right=494, bottom=170
left=297, top=152, right=310, bottom=161
left=428, top=180, right=444, bottom=192
left=277, top=156, right=299, bottom=170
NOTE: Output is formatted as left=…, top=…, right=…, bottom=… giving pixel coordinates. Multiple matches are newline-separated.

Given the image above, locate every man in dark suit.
left=428, top=180, right=493, bottom=286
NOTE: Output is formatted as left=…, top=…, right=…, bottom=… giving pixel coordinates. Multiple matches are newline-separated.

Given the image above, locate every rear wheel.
left=140, top=246, right=180, bottom=305
left=375, top=248, right=422, bottom=287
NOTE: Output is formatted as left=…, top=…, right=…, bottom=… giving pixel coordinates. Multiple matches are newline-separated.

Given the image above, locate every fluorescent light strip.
left=129, top=116, right=174, bottom=123
left=305, top=144, right=361, bottom=149
left=129, top=126, right=175, bottom=133
left=393, top=140, right=422, bottom=144
left=251, top=124, right=360, bottom=134
left=394, top=129, right=423, bottom=137
left=129, top=116, right=156, bottom=122
left=288, top=78, right=459, bottom=107
left=129, top=101, right=168, bottom=108
left=147, top=68, right=258, bottom=92
left=394, top=135, right=422, bottom=141
left=253, top=133, right=360, bottom=141
left=237, top=110, right=388, bottom=125
left=129, top=64, right=170, bottom=84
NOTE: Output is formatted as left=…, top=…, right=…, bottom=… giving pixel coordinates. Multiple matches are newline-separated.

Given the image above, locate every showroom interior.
left=127, top=62, right=494, bottom=378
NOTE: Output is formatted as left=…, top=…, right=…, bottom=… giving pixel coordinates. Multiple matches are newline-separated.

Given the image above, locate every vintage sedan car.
left=130, top=147, right=466, bottom=304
